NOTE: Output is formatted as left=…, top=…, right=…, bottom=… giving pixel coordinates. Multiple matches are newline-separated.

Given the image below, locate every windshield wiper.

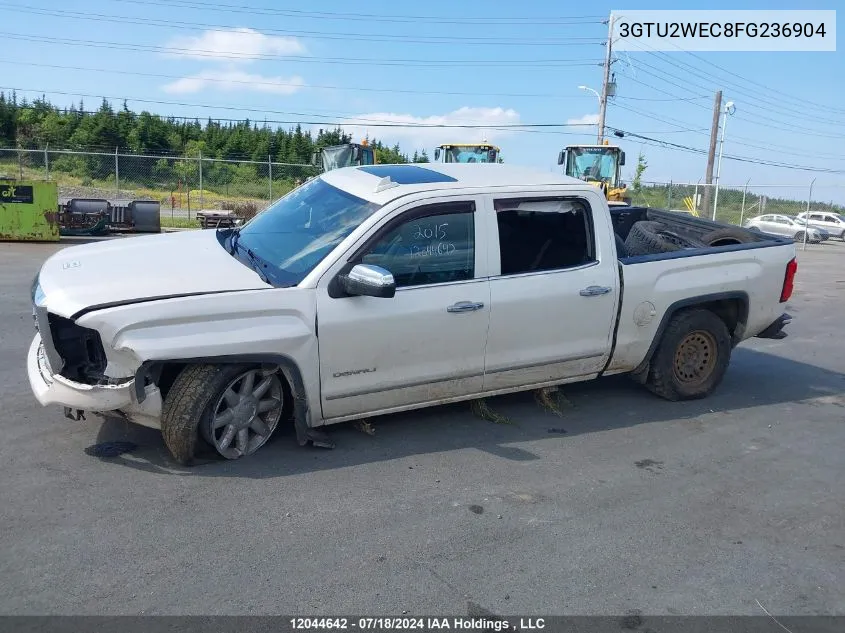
left=232, top=239, right=270, bottom=284
left=224, top=229, right=274, bottom=285
left=241, top=246, right=271, bottom=284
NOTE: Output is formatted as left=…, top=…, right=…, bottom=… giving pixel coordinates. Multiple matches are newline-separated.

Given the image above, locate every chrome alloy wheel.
left=201, top=368, right=284, bottom=459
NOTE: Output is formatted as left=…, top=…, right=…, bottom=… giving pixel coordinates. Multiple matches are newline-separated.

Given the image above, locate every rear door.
left=481, top=191, right=619, bottom=391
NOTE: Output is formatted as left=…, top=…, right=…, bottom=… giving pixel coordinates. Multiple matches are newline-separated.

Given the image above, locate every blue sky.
left=2, top=0, right=842, bottom=201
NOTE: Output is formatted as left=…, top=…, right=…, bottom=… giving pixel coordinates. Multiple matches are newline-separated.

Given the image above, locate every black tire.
left=699, top=226, right=757, bottom=247
left=624, top=220, right=705, bottom=256
left=615, top=233, right=628, bottom=257
left=160, top=363, right=284, bottom=465
left=794, top=231, right=805, bottom=242
left=644, top=309, right=732, bottom=401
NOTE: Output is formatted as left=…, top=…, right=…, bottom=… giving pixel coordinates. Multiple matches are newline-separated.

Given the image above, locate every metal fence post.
left=17, top=147, right=22, bottom=179
left=739, top=178, right=750, bottom=227
left=268, top=154, right=273, bottom=203
left=115, top=147, right=120, bottom=198
left=44, top=144, right=50, bottom=180
left=198, top=149, right=204, bottom=213
left=803, top=178, right=815, bottom=251
left=667, top=180, right=673, bottom=209
left=692, top=179, right=700, bottom=215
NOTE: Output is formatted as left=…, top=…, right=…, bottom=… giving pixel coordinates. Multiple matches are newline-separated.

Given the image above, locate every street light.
left=712, top=100, right=736, bottom=220
left=578, top=85, right=602, bottom=143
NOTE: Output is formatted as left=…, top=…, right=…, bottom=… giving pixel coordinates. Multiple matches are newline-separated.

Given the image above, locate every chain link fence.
left=626, top=180, right=845, bottom=234
left=4, top=147, right=843, bottom=239
left=0, top=148, right=319, bottom=225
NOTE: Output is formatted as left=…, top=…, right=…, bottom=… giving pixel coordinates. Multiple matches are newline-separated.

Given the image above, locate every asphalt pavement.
left=1, top=237, right=843, bottom=616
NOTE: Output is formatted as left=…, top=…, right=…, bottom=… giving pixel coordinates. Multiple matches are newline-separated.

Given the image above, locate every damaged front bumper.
left=27, top=334, right=163, bottom=428
left=755, top=313, right=792, bottom=340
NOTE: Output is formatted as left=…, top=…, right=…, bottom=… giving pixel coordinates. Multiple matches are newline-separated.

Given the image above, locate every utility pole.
left=701, top=90, right=722, bottom=217
left=596, top=13, right=615, bottom=144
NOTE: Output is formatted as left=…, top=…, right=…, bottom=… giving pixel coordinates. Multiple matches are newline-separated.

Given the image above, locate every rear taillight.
left=780, top=257, right=798, bottom=303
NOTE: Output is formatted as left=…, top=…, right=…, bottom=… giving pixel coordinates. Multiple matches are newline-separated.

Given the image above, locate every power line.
left=610, top=127, right=845, bottom=175
left=611, top=101, right=845, bottom=161
left=622, top=40, right=845, bottom=125
left=616, top=94, right=708, bottom=102
left=5, top=94, right=840, bottom=174
left=0, top=32, right=604, bottom=66
left=0, top=86, right=606, bottom=129
left=105, top=0, right=606, bottom=25
left=0, top=59, right=601, bottom=100
left=616, top=74, right=713, bottom=106
left=611, top=60, right=845, bottom=153
left=682, top=49, right=845, bottom=116
left=626, top=61, right=845, bottom=138
left=0, top=5, right=604, bottom=46
left=610, top=102, right=711, bottom=135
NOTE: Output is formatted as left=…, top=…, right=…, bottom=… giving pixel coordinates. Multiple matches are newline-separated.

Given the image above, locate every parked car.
left=796, top=211, right=845, bottom=240
left=28, top=164, right=796, bottom=464
left=792, top=215, right=830, bottom=241
left=744, top=214, right=823, bottom=243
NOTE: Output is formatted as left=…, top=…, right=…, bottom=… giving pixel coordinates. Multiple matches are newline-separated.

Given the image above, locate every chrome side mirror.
left=339, top=264, right=396, bottom=298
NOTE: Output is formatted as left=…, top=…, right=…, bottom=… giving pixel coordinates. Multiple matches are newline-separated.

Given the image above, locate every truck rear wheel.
left=645, top=309, right=731, bottom=401
left=161, top=364, right=285, bottom=464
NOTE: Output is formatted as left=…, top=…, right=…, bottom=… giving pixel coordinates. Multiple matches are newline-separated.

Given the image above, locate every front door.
left=316, top=198, right=490, bottom=420
left=481, top=193, right=619, bottom=391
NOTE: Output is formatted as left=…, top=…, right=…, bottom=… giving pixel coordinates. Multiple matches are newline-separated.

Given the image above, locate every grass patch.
left=160, top=217, right=201, bottom=229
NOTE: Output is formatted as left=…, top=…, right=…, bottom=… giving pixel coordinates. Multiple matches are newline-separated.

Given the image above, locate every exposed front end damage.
left=27, top=332, right=164, bottom=429
left=29, top=293, right=160, bottom=428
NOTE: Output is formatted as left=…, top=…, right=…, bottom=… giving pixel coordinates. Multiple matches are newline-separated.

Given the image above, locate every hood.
left=36, top=229, right=271, bottom=318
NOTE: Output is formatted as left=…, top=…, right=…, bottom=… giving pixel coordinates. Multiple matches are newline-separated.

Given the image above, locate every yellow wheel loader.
left=558, top=142, right=632, bottom=206
left=434, top=143, right=501, bottom=164
left=313, top=140, right=376, bottom=172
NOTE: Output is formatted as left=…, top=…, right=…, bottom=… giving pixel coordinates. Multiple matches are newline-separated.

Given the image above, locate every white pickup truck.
left=28, top=164, right=796, bottom=464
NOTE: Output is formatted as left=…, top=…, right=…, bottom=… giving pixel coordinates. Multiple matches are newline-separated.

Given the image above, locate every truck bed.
left=603, top=205, right=796, bottom=377
left=610, top=206, right=792, bottom=262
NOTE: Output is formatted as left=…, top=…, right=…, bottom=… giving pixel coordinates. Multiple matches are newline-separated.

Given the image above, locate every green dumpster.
left=0, top=180, right=59, bottom=242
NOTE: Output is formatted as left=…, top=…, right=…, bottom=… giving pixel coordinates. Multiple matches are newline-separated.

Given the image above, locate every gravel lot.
left=1, top=237, right=843, bottom=616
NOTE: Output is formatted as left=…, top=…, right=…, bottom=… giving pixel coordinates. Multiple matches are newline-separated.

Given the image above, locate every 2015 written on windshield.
left=410, top=222, right=455, bottom=258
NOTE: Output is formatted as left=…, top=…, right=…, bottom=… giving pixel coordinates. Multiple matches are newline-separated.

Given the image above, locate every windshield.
left=320, top=145, right=374, bottom=171
left=442, top=146, right=497, bottom=163
left=320, top=146, right=354, bottom=171
left=227, top=177, right=381, bottom=286
left=565, top=147, right=618, bottom=183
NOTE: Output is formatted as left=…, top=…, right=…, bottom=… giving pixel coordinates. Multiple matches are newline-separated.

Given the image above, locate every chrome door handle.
left=447, top=301, right=485, bottom=313
left=579, top=286, right=612, bottom=297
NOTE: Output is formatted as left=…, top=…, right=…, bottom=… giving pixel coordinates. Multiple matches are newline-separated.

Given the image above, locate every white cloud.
left=162, top=69, right=305, bottom=95
left=566, top=113, right=599, bottom=126
left=165, top=28, right=305, bottom=62
left=331, top=106, right=522, bottom=151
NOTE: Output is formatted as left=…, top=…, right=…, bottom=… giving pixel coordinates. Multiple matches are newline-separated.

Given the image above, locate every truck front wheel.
left=645, top=309, right=731, bottom=401
left=161, top=364, right=285, bottom=464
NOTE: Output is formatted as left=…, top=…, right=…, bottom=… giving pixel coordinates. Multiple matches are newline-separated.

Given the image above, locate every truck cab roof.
left=319, top=163, right=587, bottom=205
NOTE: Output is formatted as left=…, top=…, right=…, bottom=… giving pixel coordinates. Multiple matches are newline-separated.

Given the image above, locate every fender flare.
left=135, top=353, right=325, bottom=446
left=630, top=291, right=749, bottom=382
